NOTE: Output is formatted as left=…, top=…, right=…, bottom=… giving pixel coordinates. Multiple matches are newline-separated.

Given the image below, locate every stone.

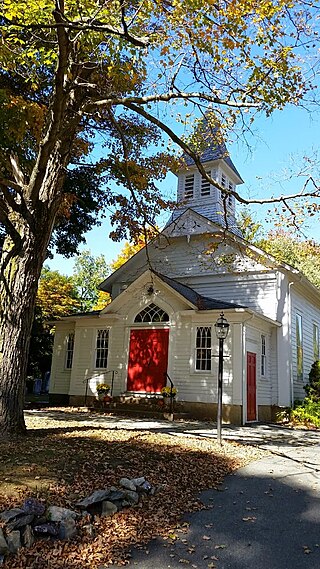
left=22, top=498, right=45, bottom=516
left=0, top=509, right=24, bottom=524
left=59, top=518, right=77, bottom=540
left=131, top=477, right=145, bottom=487
left=7, top=514, right=34, bottom=531
left=33, top=515, right=47, bottom=525
left=6, top=531, right=21, bottom=554
left=0, top=529, right=8, bottom=555
left=76, top=489, right=111, bottom=509
left=119, top=478, right=136, bottom=491
left=108, top=490, right=125, bottom=502
left=101, top=501, right=118, bottom=517
left=47, top=506, right=78, bottom=522
left=34, top=523, right=59, bottom=537
left=21, top=525, right=34, bottom=548
left=0, top=555, right=4, bottom=565
left=122, top=490, right=139, bottom=505
left=83, top=524, right=95, bottom=538
left=140, top=481, right=152, bottom=493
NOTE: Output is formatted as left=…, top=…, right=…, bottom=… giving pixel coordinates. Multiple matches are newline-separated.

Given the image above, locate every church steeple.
left=171, top=132, right=244, bottom=237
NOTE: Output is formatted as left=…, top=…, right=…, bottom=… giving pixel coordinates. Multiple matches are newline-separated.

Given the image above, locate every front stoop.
left=88, top=395, right=191, bottom=421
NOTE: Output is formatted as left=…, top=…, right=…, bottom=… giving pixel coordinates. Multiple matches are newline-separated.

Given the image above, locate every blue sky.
left=48, top=103, right=320, bottom=276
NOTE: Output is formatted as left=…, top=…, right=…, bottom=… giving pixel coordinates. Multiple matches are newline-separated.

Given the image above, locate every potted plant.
left=96, top=383, right=111, bottom=400
left=161, top=386, right=177, bottom=398
left=161, top=386, right=177, bottom=407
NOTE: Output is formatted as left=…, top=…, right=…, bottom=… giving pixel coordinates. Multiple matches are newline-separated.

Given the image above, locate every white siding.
left=109, top=234, right=278, bottom=320
left=69, top=323, right=116, bottom=398
left=108, top=232, right=276, bottom=301
left=50, top=324, right=75, bottom=395
left=245, top=323, right=274, bottom=408
left=291, top=287, right=320, bottom=401
left=185, top=273, right=277, bottom=319
left=172, top=312, right=234, bottom=405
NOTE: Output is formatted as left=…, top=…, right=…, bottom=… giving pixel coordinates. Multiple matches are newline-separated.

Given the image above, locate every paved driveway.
left=25, top=411, right=320, bottom=568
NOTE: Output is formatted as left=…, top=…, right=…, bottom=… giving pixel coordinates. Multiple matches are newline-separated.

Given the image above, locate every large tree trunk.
left=0, top=141, right=69, bottom=436
left=0, top=207, right=59, bottom=436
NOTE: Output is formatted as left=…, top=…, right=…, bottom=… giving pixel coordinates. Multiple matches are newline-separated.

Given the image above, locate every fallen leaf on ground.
left=0, top=409, right=267, bottom=569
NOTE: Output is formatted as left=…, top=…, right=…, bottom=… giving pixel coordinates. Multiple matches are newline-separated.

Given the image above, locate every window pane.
left=95, top=329, right=109, bottom=368
left=65, top=333, right=74, bottom=369
left=134, top=303, right=169, bottom=323
left=196, top=327, right=212, bottom=371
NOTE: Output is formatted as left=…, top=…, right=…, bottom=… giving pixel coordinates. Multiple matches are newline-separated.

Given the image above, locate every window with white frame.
left=261, top=334, right=266, bottom=377
left=184, top=174, right=194, bottom=199
left=65, top=333, right=74, bottom=369
left=200, top=171, right=211, bottom=197
left=313, top=323, right=319, bottom=361
left=195, top=327, right=212, bottom=371
left=95, top=329, right=109, bottom=369
left=296, top=314, right=303, bottom=380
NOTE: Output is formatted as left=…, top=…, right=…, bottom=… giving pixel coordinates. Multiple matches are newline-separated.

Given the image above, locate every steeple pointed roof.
left=168, top=119, right=244, bottom=237
left=182, top=140, right=244, bottom=183
left=181, top=117, right=244, bottom=183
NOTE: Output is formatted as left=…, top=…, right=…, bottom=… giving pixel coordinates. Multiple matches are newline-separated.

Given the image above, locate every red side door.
left=127, top=329, right=169, bottom=392
left=247, top=352, right=257, bottom=421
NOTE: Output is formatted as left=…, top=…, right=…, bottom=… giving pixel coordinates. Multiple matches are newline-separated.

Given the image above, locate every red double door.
left=127, top=329, right=169, bottom=392
left=246, top=351, right=257, bottom=421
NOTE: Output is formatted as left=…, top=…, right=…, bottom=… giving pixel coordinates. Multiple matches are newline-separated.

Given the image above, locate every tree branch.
left=4, top=17, right=150, bottom=47
left=123, top=101, right=320, bottom=207
left=90, top=90, right=260, bottom=110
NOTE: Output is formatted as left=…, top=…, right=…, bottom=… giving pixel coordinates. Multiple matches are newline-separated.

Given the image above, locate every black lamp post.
left=214, top=312, right=230, bottom=445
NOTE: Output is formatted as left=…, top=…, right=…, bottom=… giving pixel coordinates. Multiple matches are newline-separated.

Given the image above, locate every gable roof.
left=98, top=208, right=319, bottom=302
left=154, top=271, right=246, bottom=311
left=167, top=206, right=243, bottom=238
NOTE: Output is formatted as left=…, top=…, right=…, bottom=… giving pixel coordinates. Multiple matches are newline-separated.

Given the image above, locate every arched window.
left=134, top=303, right=169, bottom=323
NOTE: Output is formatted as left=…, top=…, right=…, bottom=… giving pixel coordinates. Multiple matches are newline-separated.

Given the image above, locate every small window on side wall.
left=65, top=333, right=75, bottom=369
left=313, top=323, right=319, bottom=361
left=261, top=335, right=266, bottom=377
left=296, top=314, right=303, bottom=380
left=95, top=329, right=109, bottom=369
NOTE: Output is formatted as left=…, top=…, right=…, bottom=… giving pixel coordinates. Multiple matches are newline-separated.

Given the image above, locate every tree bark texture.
left=0, top=143, right=74, bottom=436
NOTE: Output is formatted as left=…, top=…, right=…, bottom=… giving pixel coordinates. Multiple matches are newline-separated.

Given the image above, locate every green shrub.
left=291, top=397, right=320, bottom=428
left=275, top=362, right=320, bottom=428
left=304, top=360, right=320, bottom=400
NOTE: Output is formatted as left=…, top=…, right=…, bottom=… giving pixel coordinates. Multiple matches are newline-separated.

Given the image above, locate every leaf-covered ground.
left=0, top=410, right=267, bottom=568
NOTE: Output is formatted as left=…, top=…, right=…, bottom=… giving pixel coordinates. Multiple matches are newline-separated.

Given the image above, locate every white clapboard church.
left=49, top=140, right=320, bottom=424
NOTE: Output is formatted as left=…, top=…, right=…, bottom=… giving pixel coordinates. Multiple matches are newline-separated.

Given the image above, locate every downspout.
left=288, top=281, right=294, bottom=407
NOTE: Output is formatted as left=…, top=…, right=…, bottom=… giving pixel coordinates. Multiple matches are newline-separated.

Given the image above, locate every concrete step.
left=88, top=405, right=190, bottom=421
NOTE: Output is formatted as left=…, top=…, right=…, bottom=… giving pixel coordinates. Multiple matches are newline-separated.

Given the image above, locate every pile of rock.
left=0, top=477, right=155, bottom=564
